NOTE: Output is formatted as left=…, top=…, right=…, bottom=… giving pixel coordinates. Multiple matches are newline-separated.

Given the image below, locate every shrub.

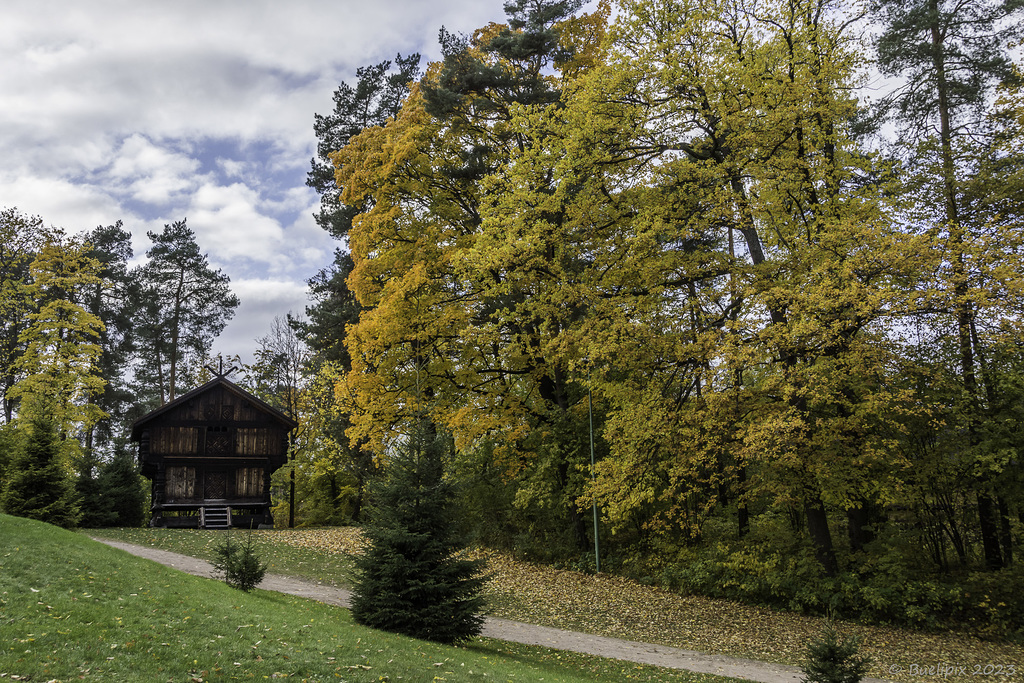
left=211, top=530, right=267, bottom=592
left=800, top=623, right=871, bottom=683
left=653, top=535, right=1024, bottom=640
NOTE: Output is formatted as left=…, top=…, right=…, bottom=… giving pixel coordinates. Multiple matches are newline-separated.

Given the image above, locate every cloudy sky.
left=1, top=0, right=510, bottom=362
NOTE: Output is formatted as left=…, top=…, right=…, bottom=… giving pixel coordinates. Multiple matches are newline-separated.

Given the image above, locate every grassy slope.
left=89, top=527, right=1024, bottom=683
left=0, top=515, right=720, bottom=683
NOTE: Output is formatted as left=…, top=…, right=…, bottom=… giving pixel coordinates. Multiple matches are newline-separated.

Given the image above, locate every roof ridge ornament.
left=205, top=356, right=238, bottom=379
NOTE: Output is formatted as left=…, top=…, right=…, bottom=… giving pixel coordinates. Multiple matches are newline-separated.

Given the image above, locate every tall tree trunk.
left=734, top=178, right=839, bottom=573
left=998, top=496, right=1013, bottom=567
left=155, top=343, right=166, bottom=405
left=977, top=490, right=1004, bottom=570
left=805, top=492, right=839, bottom=577
left=927, top=0, right=1003, bottom=569
left=847, top=499, right=878, bottom=555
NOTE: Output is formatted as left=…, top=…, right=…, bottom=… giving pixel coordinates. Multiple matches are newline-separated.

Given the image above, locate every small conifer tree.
left=97, top=447, right=146, bottom=527
left=78, top=446, right=147, bottom=528
left=801, top=623, right=871, bottom=683
left=76, top=470, right=106, bottom=527
left=0, top=411, right=81, bottom=528
left=350, top=423, right=486, bottom=644
left=211, top=529, right=268, bottom=592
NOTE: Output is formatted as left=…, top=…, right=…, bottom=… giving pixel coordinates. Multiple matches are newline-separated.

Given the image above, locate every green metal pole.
left=588, top=369, right=600, bottom=574
left=289, top=460, right=295, bottom=528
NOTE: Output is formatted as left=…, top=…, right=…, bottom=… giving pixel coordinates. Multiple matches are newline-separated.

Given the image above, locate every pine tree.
left=350, top=424, right=486, bottom=644
left=800, top=623, right=871, bottom=683
left=83, top=221, right=141, bottom=453
left=0, top=408, right=81, bottom=529
left=873, top=0, right=1024, bottom=571
left=308, top=54, right=421, bottom=240
left=76, top=458, right=107, bottom=528
left=211, top=531, right=268, bottom=592
left=96, top=447, right=146, bottom=527
left=135, top=219, right=239, bottom=404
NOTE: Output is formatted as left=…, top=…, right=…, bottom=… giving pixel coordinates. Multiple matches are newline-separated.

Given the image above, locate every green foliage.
left=0, top=423, right=22, bottom=491
left=270, top=456, right=358, bottom=528
left=78, top=446, right=146, bottom=528
left=952, top=567, right=1024, bottom=641
left=351, top=425, right=487, bottom=644
left=299, top=0, right=1024, bottom=639
left=800, top=623, right=871, bottom=683
left=450, top=439, right=520, bottom=546
left=0, top=410, right=80, bottom=528
left=210, top=530, right=268, bottom=592
left=100, top=447, right=147, bottom=527
left=76, top=457, right=106, bottom=528
left=135, top=219, right=239, bottom=404
left=265, top=365, right=370, bottom=528
left=82, top=221, right=142, bottom=449
left=651, top=533, right=1024, bottom=640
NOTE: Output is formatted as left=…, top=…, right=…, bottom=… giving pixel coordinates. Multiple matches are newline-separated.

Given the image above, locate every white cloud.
left=1, top=0, right=509, bottom=151
left=0, top=172, right=134, bottom=234
left=217, top=159, right=249, bottom=180
left=187, top=182, right=287, bottom=265
left=216, top=278, right=312, bottom=362
left=0, top=0, right=512, bottom=359
left=106, top=135, right=201, bottom=205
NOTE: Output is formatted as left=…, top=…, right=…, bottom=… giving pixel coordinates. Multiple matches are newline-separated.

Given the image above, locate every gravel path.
left=94, top=538, right=891, bottom=683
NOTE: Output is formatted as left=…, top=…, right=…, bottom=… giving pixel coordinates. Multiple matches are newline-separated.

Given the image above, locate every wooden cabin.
left=131, top=375, right=298, bottom=529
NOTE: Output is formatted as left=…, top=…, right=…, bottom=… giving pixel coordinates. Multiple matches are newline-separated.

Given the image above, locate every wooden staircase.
left=200, top=506, right=232, bottom=529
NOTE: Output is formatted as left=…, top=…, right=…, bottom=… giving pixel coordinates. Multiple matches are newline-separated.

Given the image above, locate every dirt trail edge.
left=93, top=538, right=891, bottom=683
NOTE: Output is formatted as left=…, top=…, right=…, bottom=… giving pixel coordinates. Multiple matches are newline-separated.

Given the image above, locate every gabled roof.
left=130, top=375, right=299, bottom=441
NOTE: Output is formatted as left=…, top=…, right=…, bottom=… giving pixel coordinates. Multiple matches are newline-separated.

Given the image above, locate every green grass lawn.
left=1, top=514, right=724, bottom=682
left=88, top=525, right=359, bottom=588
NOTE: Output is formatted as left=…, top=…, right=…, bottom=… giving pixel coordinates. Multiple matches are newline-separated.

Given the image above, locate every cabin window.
left=235, top=467, right=264, bottom=497
left=166, top=466, right=197, bottom=500
left=206, top=426, right=233, bottom=455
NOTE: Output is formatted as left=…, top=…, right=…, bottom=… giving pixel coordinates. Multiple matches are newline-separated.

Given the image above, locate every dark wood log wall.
left=166, top=466, right=197, bottom=500
left=145, top=387, right=286, bottom=457
left=163, top=466, right=265, bottom=502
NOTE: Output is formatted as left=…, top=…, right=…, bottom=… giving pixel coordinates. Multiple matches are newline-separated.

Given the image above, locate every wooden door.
left=204, top=470, right=228, bottom=500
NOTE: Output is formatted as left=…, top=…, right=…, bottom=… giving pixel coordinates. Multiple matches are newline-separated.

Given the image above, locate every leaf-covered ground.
left=273, top=528, right=1023, bottom=683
